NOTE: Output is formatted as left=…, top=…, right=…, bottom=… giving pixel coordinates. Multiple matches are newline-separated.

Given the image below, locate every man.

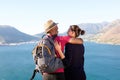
left=41, top=20, right=64, bottom=80
left=42, top=20, right=83, bottom=80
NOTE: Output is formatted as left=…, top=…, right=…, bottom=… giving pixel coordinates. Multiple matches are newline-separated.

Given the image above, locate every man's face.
left=51, top=26, right=58, bottom=35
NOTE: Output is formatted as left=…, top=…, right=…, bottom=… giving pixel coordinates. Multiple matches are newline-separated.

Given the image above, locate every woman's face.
left=67, top=28, right=75, bottom=38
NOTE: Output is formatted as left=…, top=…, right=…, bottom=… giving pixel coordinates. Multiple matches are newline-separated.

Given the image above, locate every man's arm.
left=68, top=38, right=83, bottom=44
left=54, top=41, right=65, bottom=59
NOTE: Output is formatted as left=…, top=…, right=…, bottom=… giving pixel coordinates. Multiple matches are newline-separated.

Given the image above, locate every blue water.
left=0, top=42, right=120, bottom=80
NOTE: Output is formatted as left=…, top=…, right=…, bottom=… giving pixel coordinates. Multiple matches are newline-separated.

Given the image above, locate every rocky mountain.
left=34, top=19, right=120, bottom=45
left=2, top=19, right=118, bottom=45
left=78, top=22, right=109, bottom=34
left=92, top=19, right=120, bottom=45
left=0, top=25, right=39, bottom=44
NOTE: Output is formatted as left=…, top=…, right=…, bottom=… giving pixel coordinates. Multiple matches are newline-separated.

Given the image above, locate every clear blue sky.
left=0, top=0, right=120, bottom=35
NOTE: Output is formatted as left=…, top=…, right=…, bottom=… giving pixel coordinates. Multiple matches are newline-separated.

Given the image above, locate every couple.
left=42, top=19, right=86, bottom=80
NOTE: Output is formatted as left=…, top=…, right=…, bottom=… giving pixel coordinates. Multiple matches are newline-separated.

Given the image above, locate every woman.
left=55, top=25, right=86, bottom=80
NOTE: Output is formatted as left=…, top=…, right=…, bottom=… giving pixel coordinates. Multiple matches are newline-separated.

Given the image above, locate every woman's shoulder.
left=77, top=38, right=83, bottom=42
left=76, top=37, right=84, bottom=44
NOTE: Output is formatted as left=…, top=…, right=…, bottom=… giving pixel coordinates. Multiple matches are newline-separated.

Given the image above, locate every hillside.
left=22, top=19, right=120, bottom=45
left=92, top=19, right=120, bottom=44
left=0, top=25, right=39, bottom=44
left=78, top=22, right=109, bottom=34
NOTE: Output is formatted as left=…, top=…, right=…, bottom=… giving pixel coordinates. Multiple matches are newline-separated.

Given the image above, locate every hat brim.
left=45, top=23, right=58, bottom=33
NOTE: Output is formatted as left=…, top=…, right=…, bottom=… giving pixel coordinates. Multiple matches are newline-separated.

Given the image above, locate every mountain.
left=78, top=22, right=109, bottom=34
left=33, top=19, right=120, bottom=45
left=0, top=25, right=39, bottom=44
left=35, top=22, right=109, bottom=37
left=92, top=19, right=120, bottom=44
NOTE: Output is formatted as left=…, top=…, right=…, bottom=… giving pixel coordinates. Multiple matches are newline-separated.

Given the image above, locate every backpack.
left=30, top=35, right=64, bottom=80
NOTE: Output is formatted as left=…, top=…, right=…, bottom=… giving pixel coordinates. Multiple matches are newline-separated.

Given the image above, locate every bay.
left=0, top=42, right=120, bottom=80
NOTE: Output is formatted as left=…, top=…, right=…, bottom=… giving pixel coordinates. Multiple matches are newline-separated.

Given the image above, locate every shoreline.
left=0, top=41, right=38, bottom=46
left=0, top=41, right=120, bottom=46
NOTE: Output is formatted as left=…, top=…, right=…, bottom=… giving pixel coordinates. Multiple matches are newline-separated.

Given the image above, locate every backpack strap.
left=38, top=43, right=52, bottom=55
left=32, top=37, right=52, bottom=56
left=40, top=35, right=56, bottom=56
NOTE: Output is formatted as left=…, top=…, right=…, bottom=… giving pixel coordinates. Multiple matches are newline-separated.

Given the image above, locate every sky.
left=0, top=0, right=120, bottom=35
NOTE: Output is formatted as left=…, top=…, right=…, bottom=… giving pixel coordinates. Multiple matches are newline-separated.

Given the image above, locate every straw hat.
left=44, top=20, right=58, bottom=33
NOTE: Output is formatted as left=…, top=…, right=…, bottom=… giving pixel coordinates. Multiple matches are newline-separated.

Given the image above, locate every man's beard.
left=52, top=34, right=58, bottom=40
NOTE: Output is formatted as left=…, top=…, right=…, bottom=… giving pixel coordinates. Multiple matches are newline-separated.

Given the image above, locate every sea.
left=0, top=42, right=120, bottom=80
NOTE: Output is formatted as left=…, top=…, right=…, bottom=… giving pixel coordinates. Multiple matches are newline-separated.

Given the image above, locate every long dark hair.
left=70, top=25, right=85, bottom=37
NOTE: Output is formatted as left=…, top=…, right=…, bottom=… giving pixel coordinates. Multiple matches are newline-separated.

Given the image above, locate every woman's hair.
left=70, top=25, right=85, bottom=37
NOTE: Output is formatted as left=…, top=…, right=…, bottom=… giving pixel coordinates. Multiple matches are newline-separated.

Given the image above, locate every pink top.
left=54, top=36, right=70, bottom=73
